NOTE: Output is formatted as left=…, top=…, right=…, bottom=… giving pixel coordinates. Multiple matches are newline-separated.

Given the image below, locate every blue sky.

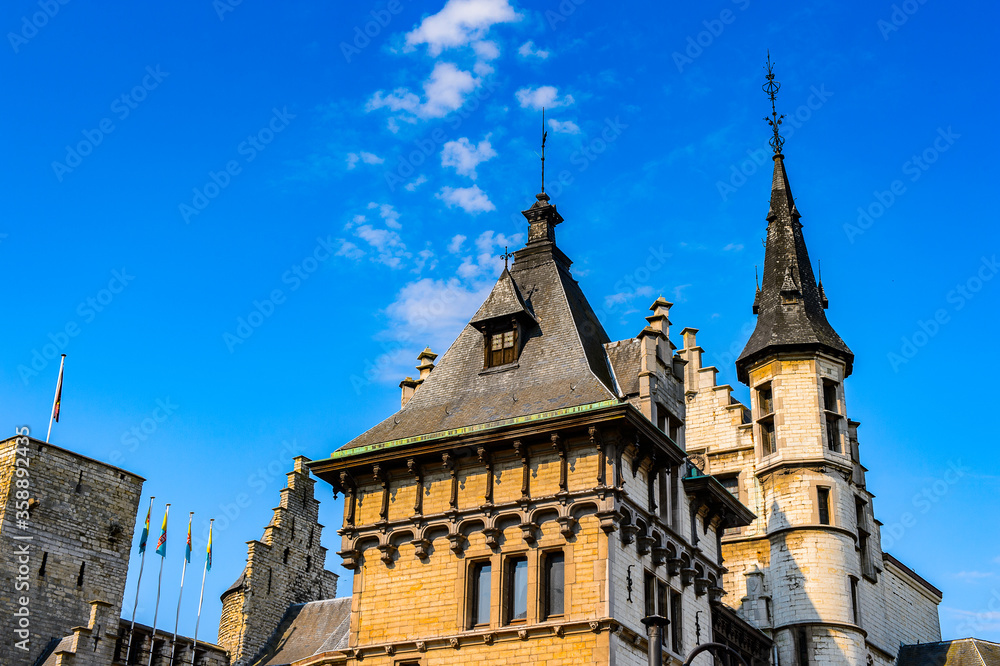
left=2, top=0, right=998, bottom=645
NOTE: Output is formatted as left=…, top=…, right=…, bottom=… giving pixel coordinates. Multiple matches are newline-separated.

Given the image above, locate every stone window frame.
left=501, top=551, right=531, bottom=626
left=849, top=575, right=862, bottom=627
left=539, top=548, right=565, bottom=621
left=754, top=381, right=777, bottom=459
left=465, top=557, right=493, bottom=629
left=807, top=480, right=838, bottom=527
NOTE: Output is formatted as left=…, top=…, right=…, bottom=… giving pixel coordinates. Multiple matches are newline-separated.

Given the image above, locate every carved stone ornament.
left=681, top=567, right=698, bottom=587
left=449, top=637, right=460, bottom=650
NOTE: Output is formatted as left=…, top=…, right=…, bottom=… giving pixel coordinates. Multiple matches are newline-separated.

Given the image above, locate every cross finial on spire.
left=762, top=51, right=786, bottom=154
left=540, top=107, right=548, bottom=194
left=500, top=245, right=515, bottom=269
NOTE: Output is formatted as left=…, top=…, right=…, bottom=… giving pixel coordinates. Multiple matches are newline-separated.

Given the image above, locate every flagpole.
left=126, top=496, right=155, bottom=664
left=45, top=354, right=65, bottom=442
left=191, top=519, right=213, bottom=665
left=148, top=503, right=170, bottom=666
left=170, top=512, right=193, bottom=666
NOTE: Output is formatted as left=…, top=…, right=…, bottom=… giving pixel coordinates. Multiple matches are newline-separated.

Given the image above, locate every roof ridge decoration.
left=735, top=56, right=853, bottom=383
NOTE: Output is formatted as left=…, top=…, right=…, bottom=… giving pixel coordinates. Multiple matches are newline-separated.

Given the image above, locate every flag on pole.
left=206, top=521, right=213, bottom=571
left=52, top=356, right=65, bottom=422
left=155, top=505, right=169, bottom=557
left=185, top=518, right=192, bottom=563
left=139, top=501, right=152, bottom=554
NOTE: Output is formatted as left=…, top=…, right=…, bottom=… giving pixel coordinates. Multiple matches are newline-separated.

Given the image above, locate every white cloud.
left=368, top=202, right=402, bottom=229
left=518, top=40, right=549, bottom=59
left=441, top=134, right=497, bottom=180
left=437, top=185, right=496, bottom=214
left=672, top=283, right=693, bottom=302
left=604, top=285, right=654, bottom=308
left=405, top=0, right=520, bottom=55
left=515, top=85, right=574, bottom=110
left=369, top=62, right=480, bottom=120
left=335, top=240, right=364, bottom=260
left=448, top=234, right=467, bottom=253
left=548, top=118, right=580, bottom=134
left=723, top=243, right=744, bottom=252
left=346, top=151, right=384, bottom=170
left=472, top=40, right=501, bottom=61
left=405, top=175, right=429, bottom=192
left=355, top=225, right=410, bottom=269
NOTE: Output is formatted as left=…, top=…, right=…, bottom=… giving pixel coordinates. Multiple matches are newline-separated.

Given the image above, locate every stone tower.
left=674, top=140, right=942, bottom=664
left=218, top=456, right=339, bottom=665
left=732, top=149, right=867, bottom=663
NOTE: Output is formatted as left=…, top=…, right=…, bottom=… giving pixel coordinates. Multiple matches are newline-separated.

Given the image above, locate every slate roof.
left=736, top=153, right=853, bottom=382
left=333, top=194, right=621, bottom=457
left=253, top=598, right=352, bottom=665
left=605, top=338, right=641, bottom=397
left=897, top=638, right=1000, bottom=666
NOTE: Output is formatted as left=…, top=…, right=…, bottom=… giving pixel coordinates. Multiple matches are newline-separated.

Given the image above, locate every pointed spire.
left=736, top=57, right=852, bottom=383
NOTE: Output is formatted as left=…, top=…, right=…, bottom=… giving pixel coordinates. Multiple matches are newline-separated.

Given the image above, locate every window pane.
left=510, top=558, right=528, bottom=621
left=546, top=553, right=564, bottom=617
left=503, top=330, right=515, bottom=348
left=491, top=334, right=503, bottom=351
left=644, top=572, right=656, bottom=617
left=827, top=418, right=840, bottom=452
left=657, top=581, right=668, bottom=616
left=720, top=475, right=739, bottom=498
left=472, top=563, right=491, bottom=625
left=759, top=387, right=773, bottom=414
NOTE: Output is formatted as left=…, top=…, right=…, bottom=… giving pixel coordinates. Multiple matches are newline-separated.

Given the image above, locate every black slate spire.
left=734, top=152, right=853, bottom=383
left=735, top=58, right=852, bottom=383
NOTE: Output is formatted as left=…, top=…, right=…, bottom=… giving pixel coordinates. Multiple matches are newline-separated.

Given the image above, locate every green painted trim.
left=327, top=399, right=621, bottom=461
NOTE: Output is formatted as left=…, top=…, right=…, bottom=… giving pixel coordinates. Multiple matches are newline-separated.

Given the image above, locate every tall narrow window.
left=657, top=580, right=668, bottom=616
left=668, top=418, right=681, bottom=445
left=757, top=384, right=776, bottom=456
left=470, top=561, right=491, bottom=627
left=644, top=571, right=657, bottom=617
left=658, top=471, right=670, bottom=521
left=856, top=498, right=876, bottom=580
left=850, top=576, right=861, bottom=625
left=796, top=628, right=810, bottom=665
left=758, top=385, right=774, bottom=415
left=543, top=552, right=564, bottom=619
left=689, top=505, right=700, bottom=546
left=823, top=379, right=839, bottom=412
left=671, top=467, right=681, bottom=530
left=826, top=416, right=841, bottom=453
left=505, top=556, right=528, bottom=623
left=77, top=562, right=85, bottom=587
left=38, top=552, right=48, bottom=578
left=670, top=590, right=682, bottom=653
left=817, top=487, right=831, bottom=525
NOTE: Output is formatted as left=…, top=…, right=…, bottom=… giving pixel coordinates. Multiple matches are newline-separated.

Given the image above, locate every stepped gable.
left=735, top=152, right=853, bottom=382
left=336, top=192, right=619, bottom=455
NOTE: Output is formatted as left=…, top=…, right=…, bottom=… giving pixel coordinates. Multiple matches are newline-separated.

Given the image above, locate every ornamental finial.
left=762, top=51, right=785, bottom=154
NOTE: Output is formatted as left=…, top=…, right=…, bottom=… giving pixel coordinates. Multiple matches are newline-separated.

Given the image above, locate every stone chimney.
left=400, top=348, right=436, bottom=408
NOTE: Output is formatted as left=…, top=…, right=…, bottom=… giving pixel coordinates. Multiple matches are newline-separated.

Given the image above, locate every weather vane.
left=499, top=245, right=515, bottom=269
left=762, top=51, right=785, bottom=154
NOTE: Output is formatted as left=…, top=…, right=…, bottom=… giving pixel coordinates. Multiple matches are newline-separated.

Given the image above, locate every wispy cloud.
left=405, top=175, right=429, bottom=192
left=723, top=242, right=744, bottom=252
left=369, top=62, right=481, bottom=121
left=441, top=134, right=497, bottom=180
left=437, top=184, right=496, bottom=214
left=346, top=151, right=384, bottom=170
left=515, top=85, right=574, bottom=110
left=604, top=285, right=654, bottom=308
left=367, top=202, right=402, bottom=229
left=518, top=40, right=549, bottom=59
left=548, top=118, right=580, bottom=134
left=448, top=234, right=467, bottom=253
